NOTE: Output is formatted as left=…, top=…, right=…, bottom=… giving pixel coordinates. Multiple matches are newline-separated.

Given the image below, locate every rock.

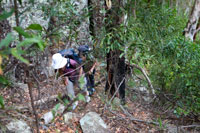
left=14, top=83, right=29, bottom=93
left=42, top=111, right=54, bottom=125
left=80, top=112, right=109, bottom=133
left=42, top=104, right=65, bottom=124
left=6, top=119, right=31, bottom=133
left=47, top=66, right=55, bottom=77
left=166, top=124, right=178, bottom=133
left=63, top=112, right=80, bottom=124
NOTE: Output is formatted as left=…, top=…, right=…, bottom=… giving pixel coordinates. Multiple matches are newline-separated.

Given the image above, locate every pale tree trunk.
left=88, top=0, right=105, bottom=38
left=76, top=0, right=91, bottom=45
left=184, top=0, right=200, bottom=41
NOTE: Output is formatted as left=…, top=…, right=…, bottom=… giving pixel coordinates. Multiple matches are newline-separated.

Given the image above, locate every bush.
left=151, top=37, right=200, bottom=115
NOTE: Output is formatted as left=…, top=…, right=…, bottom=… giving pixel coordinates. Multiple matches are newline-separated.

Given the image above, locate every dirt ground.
left=1, top=72, right=200, bottom=133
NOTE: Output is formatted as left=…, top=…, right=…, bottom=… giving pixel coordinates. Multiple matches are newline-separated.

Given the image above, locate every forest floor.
left=1, top=70, right=200, bottom=133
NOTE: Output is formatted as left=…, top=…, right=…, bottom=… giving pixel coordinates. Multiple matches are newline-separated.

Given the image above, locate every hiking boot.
left=88, top=88, right=95, bottom=96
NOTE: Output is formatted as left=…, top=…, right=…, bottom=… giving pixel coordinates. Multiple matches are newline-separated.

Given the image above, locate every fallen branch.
left=34, top=93, right=65, bottom=107
left=108, top=77, right=125, bottom=104
left=119, top=105, right=159, bottom=126
left=131, top=64, right=155, bottom=94
left=181, top=125, right=200, bottom=128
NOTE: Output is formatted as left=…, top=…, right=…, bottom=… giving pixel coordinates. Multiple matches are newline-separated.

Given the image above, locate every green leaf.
left=11, top=48, right=29, bottom=64
left=0, top=9, right=14, bottom=21
left=0, top=33, right=14, bottom=49
left=17, top=37, right=45, bottom=51
left=52, top=103, right=60, bottom=117
left=158, top=117, right=163, bottom=129
left=0, top=95, right=4, bottom=109
left=27, top=24, right=43, bottom=31
left=77, top=93, right=85, bottom=102
left=78, top=75, right=85, bottom=89
left=14, top=27, right=31, bottom=38
left=0, top=76, right=10, bottom=85
left=64, top=99, right=69, bottom=106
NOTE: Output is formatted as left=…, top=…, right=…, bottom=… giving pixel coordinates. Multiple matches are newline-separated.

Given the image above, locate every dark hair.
left=78, top=45, right=89, bottom=53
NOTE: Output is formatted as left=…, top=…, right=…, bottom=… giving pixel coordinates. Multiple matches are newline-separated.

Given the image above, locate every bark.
left=88, top=0, right=105, bottom=43
left=105, top=0, right=126, bottom=101
left=14, top=0, right=22, bottom=41
left=0, top=7, right=11, bottom=42
left=25, top=68, right=39, bottom=133
left=184, top=0, right=200, bottom=41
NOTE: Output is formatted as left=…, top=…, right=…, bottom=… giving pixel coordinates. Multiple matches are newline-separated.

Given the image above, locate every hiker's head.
left=78, top=45, right=90, bottom=55
left=51, top=53, right=68, bottom=69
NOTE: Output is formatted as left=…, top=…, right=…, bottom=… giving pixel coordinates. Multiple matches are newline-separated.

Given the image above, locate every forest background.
left=0, top=0, right=200, bottom=132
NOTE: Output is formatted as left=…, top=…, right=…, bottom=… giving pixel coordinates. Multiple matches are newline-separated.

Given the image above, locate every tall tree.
left=184, top=0, right=200, bottom=41
left=105, top=0, right=126, bottom=103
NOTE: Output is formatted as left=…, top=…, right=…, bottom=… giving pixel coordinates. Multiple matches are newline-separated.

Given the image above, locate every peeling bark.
left=184, top=0, right=200, bottom=41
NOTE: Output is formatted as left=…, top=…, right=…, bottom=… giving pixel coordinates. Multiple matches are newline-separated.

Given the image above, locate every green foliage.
left=26, top=24, right=43, bottom=31
left=0, top=9, right=14, bottom=21
left=0, top=33, right=14, bottom=49
left=0, top=76, right=10, bottom=86
left=0, top=95, right=4, bottom=109
left=11, top=48, right=29, bottom=64
left=110, top=1, right=200, bottom=116
left=78, top=75, right=85, bottom=90
left=151, top=37, right=200, bottom=115
left=39, top=0, right=86, bottom=44
left=14, top=27, right=32, bottom=38
left=52, top=103, right=60, bottom=117
left=77, top=93, right=85, bottom=102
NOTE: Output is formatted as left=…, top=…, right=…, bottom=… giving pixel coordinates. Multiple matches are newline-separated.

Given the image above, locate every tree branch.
left=131, top=64, right=155, bottom=94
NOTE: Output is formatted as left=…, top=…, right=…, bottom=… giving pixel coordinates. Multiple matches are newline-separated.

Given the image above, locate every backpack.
left=58, top=48, right=82, bottom=64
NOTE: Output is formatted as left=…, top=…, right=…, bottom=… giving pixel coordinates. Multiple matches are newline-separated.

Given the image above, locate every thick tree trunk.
left=184, top=0, right=200, bottom=41
left=105, top=0, right=126, bottom=103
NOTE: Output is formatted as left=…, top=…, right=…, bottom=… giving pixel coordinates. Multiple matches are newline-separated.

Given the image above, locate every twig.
left=31, top=72, right=41, bottom=100
left=108, top=77, right=125, bottom=104
left=119, top=105, right=159, bottom=126
left=94, top=76, right=106, bottom=87
left=181, top=125, right=200, bottom=128
left=33, top=94, right=65, bottom=106
left=27, top=82, right=39, bottom=133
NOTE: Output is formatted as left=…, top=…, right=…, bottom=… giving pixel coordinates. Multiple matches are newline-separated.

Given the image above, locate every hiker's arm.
left=89, top=61, right=97, bottom=74
left=64, top=76, right=69, bottom=85
left=79, top=66, right=84, bottom=79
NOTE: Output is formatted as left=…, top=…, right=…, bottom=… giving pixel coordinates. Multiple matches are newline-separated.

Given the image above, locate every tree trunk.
left=88, top=0, right=105, bottom=38
left=14, top=0, right=22, bottom=41
left=105, top=0, right=126, bottom=103
left=0, top=7, right=11, bottom=42
left=184, top=0, right=200, bottom=41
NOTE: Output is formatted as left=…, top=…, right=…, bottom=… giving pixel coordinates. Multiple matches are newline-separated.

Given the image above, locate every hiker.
left=78, top=45, right=96, bottom=96
left=51, top=53, right=89, bottom=110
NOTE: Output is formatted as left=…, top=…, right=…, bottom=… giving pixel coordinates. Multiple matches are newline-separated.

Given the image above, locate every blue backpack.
left=58, top=48, right=82, bottom=64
